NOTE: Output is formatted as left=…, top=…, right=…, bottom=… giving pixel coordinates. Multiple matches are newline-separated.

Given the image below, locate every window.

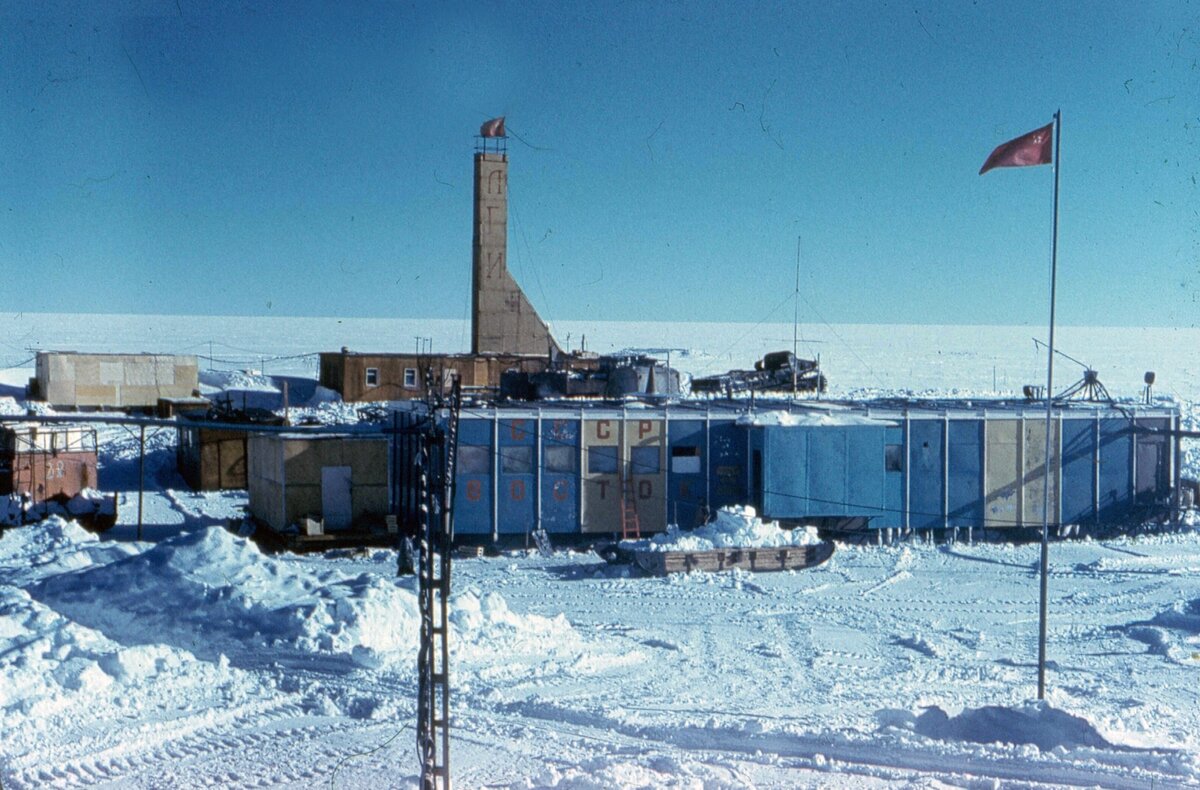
left=544, top=445, right=576, bottom=473
left=630, top=446, right=660, bottom=475
left=459, top=445, right=490, bottom=474
left=885, top=444, right=904, bottom=472
left=365, top=367, right=379, bottom=386
left=670, top=446, right=701, bottom=474
left=500, top=445, right=533, bottom=474
left=403, top=368, right=418, bottom=389
left=587, top=446, right=618, bottom=474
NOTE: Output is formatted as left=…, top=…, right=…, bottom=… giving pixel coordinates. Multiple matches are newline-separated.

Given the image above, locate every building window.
left=500, top=445, right=533, bottom=474
left=403, top=368, right=418, bottom=389
left=365, top=368, right=379, bottom=387
left=544, top=445, right=576, bottom=473
left=459, top=445, right=490, bottom=474
left=670, top=446, right=701, bottom=474
left=630, top=446, right=660, bottom=475
left=885, top=444, right=904, bottom=472
left=587, top=446, right=619, bottom=475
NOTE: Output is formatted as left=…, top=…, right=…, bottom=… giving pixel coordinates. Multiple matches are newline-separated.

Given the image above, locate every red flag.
left=979, top=122, right=1053, bottom=175
left=480, top=117, right=506, bottom=138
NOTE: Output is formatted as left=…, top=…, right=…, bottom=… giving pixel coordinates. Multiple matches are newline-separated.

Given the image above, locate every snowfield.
left=1, top=315, right=1198, bottom=788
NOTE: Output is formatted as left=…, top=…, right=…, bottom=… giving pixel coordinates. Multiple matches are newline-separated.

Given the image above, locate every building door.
left=1135, top=440, right=1163, bottom=504
left=321, top=466, right=353, bottom=530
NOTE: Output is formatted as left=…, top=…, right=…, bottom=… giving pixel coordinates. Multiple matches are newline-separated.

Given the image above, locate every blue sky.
left=2, top=1, right=1197, bottom=326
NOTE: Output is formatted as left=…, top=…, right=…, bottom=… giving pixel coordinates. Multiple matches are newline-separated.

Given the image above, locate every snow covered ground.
left=1, top=314, right=1199, bottom=788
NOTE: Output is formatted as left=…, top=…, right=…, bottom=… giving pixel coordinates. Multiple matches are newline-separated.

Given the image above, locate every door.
left=321, top=466, right=353, bottom=530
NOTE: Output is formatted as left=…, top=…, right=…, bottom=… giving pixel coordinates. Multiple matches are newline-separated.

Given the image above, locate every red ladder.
left=620, top=477, right=641, bottom=540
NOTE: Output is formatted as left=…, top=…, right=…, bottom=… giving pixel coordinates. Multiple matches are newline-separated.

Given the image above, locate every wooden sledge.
left=633, top=541, right=834, bottom=576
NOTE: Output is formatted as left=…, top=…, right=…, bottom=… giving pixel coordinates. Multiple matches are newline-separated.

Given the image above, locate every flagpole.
left=1037, top=109, right=1062, bottom=701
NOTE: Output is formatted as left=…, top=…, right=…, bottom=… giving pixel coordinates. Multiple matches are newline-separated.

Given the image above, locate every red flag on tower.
left=979, top=122, right=1053, bottom=175
left=480, top=117, right=506, bottom=138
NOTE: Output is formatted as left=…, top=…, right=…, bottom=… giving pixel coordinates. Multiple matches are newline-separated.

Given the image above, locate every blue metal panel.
left=760, top=427, right=806, bottom=516
left=908, top=420, right=944, bottom=529
left=808, top=429, right=847, bottom=515
left=758, top=425, right=886, bottom=519
left=496, top=416, right=535, bottom=535
left=667, top=419, right=706, bottom=528
left=846, top=426, right=887, bottom=520
left=708, top=419, right=746, bottom=509
left=540, top=418, right=579, bottom=534
left=1060, top=418, right=1095, bottom=525
left=454, top=417, right=493, bottom=535
left=947, top=420, right=983, bottom=528
left=881, top=425, right=904, bottom=528
left=1098, top=419, right=1132, bottom=522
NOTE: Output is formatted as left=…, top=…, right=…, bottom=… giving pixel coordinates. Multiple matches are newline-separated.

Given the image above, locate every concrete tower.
left=471, top=147, right=561, bottom=356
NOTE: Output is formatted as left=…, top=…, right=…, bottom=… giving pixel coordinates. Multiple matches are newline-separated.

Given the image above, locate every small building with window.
left=317, top=348, right=561, bottom=403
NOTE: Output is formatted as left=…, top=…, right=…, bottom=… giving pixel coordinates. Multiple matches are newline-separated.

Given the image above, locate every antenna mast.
left=792, top=236, right=801, bottom=396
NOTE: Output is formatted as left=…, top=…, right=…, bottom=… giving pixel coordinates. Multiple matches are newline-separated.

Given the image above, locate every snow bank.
left=199, top=369, right=278, bottom=393
left=0, top=516, right=139, bottom=587
left=0, top=584, right=243, bottom=732
left=629, top=505, right=821, bottom=552
left=514, top=754, right=741, bottom=789
left=909, top=702, right=1113, bottom=751
left=26, top=524, right=589, bottom=677
left=31, top=526, right=422, bottom=664
left=736, top=409, right=893, bottom=427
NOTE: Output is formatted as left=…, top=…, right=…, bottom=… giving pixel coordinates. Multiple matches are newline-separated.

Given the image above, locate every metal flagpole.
left=1037, top=109, right=1062, bottom=700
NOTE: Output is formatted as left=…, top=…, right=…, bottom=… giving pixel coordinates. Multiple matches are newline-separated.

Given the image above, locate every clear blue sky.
left=2, top=1, right=1197, bottom=326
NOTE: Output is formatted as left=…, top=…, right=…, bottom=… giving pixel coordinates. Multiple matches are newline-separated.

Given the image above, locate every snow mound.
left=1119, top=598, right=1200, bottom=664
left=910, top=702, right=1113, bottom=751
left=29, top=526, right=577, bottom=673
left=630, top=505, right=821, bottom=552
left=199, top=368, right=279, bottom=393
left=31, top=526, right=422, bottom=663
left=0, top=516, right=138, bottom=587
left=0, top=396, right=26, bottom=415
left=518, top=753, right=743, bottom=789
left=0, top=584, right=232, bottom=726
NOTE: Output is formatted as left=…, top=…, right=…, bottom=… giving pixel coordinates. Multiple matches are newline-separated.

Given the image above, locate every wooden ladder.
left=620, top=477, right=641, bottom=540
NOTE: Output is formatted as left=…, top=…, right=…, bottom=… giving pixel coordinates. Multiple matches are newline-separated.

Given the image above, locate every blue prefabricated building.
left=399, top=400, right=1181, bottom=542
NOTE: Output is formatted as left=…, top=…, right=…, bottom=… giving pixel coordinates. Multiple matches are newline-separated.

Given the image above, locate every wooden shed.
left=177, top=410, right=286, bottom=491
left=246, top=432, right=389, bottom=532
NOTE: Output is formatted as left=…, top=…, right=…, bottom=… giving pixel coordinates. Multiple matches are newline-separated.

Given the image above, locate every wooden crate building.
left=177, top=410, right=286, bottom=491
left=247, top=432, right=389, bottom=532
left=32, top=352, right=199, bottom=410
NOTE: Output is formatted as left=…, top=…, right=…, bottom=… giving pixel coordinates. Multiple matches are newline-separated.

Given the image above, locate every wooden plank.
left=634, top=542, right=834, bottom=576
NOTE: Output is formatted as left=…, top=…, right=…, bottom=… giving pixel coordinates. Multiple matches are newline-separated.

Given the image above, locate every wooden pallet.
left=633, top=541, right=834, bottom=576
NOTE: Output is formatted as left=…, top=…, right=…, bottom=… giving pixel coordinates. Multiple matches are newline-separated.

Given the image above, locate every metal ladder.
left=417, top=375, right=460, bottom=790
